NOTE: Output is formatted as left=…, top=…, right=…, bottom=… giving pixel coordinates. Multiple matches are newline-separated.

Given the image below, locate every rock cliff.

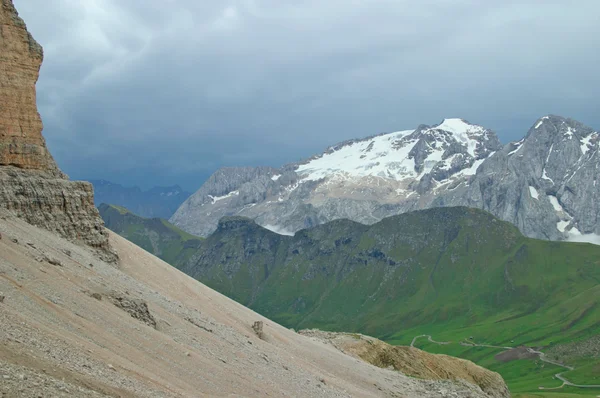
left=0, top=0, right=115, bottom=262
left=0, top=0, right=60, bottom=174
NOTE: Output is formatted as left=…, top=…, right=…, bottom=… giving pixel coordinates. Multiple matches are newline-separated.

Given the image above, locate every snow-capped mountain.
left=170, top=116, right=599, bottom=242
left=438, top=115, right=599, bottom=242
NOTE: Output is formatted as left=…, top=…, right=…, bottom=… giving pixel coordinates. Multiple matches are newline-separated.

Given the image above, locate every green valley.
left=100, top=205, right=600, bottom=397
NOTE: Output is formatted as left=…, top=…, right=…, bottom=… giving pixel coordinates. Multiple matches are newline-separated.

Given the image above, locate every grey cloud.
left=14, top=0, right=600, bottom=190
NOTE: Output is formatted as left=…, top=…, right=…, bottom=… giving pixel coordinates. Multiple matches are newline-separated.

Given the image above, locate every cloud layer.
left=15, top=0, right=600, bottom=190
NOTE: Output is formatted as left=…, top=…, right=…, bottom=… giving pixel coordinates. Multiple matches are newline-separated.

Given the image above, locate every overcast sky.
left=15, top=0, right=600, bottom=191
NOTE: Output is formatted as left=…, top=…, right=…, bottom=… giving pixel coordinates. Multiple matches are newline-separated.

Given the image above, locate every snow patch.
left=271, top=174, right=281, bottom=181
left=580, top=133, right=596, bottom=155
left=528, top=186, right=539, bottom=200
left=508, top=140, right=524, bottom=155
left=567, top=233, right=600, bottom=246
left=564, top=127, right=575, bottom=139
left=557, top=220, right=570, bottom=232
left=548, top=194, right=576, bottom=233
left=460, top=157, right=488, bottom=177
left=535, top=116, right=550, bottom=129
left=547, top=195, right=563, bottom=212
left=208, top=190, right=239, bottom=204
left=261, top=224, right=295, bottom=236
left=541, top=144, right=554, bottom=183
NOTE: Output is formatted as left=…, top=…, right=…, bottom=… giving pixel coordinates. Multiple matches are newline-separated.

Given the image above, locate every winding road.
left=410, top=334, right=450, bottom=347
left=530, top=348, right=600, bottom=390
left=411, top=334, right=600, bottom=390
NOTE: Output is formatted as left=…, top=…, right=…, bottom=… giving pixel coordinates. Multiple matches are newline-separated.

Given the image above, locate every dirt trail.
left=410, top=335, right=451, bottom=347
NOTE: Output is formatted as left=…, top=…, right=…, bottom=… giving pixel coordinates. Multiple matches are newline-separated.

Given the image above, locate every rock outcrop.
left=0, top=0, right=60, bottom=174
left=0, top=0, right=116, bottom=262
left=299, top=330, right=510, bottom=398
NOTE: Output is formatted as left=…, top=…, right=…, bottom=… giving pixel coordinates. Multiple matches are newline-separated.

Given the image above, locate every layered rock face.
left=172, top=116, right=598, bottom=241
left=0, top=0, right=116, bottom=262
left=0, top=0, right=61, bottom=174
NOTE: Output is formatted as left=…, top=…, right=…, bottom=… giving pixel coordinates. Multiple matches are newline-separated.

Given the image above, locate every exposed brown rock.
left=0, top=0, right=60, bottom=174
left=0, top=0, right=116, bottom=262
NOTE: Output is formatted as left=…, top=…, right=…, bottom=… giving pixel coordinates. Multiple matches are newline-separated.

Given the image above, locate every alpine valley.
left=101, top=204, right=600, bottom=396
left=170, top=116, right=600, bottom=243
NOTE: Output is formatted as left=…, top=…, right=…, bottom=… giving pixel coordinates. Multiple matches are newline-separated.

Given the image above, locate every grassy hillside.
left=98, top=203, right=203, bottom=265
left=180, top=208, right=600, bottom=342
left=101, top=205, right=600, bottom=396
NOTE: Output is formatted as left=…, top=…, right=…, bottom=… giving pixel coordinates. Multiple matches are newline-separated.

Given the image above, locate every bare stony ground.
left=299, top=330, right=509, bottom=398
left=0, top=211, right=505, bottom=397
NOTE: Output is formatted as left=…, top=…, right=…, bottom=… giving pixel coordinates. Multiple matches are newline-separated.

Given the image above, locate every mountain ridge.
left=170, top=115, right=599, bottom=243
left=90, top=180, right=191, bottom=219
left=100, top=202, right=600, bottom=394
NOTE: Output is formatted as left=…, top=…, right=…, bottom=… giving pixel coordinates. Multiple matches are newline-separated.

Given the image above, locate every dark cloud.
left=14, top=0, right=600, bottom=190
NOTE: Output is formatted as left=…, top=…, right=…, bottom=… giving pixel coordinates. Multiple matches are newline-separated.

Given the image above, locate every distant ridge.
left=90, top=179, right=191, bottom=219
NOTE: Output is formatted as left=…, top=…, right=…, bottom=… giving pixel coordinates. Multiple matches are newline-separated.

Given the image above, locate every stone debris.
left=252, top=321, right=264, bottom=340
left=90, top=293, right=102, bottom=301
left=109, top=294, right=157, bottom=329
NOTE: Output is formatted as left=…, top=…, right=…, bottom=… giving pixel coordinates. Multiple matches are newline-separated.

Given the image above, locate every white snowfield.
left=297, top=118, right=490, bottom=182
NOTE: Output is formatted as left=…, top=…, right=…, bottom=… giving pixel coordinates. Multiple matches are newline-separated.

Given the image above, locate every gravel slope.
left=0, top=211, right=502, bottom=397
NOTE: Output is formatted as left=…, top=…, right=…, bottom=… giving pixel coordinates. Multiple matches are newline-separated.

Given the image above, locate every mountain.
left=98, top=203, right=203, bottom=265
left=103, top=205, right=600, bottom=394
left=104, top=205, right=600, bottom=344
left=0, top=0, right=115, bottom=262
left=170, top=116, right=599, bottom=242
left=90, top=179, right=191, bottom=219
left=0, top=3, right=508, bottom=396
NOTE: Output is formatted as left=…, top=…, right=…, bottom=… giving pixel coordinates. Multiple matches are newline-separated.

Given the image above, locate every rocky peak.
left=0, top=1, right=116, bottom=262
left=511, top=115, right=598, bottom=188
left=406, top=119, right=501, bottom=176
left=527, top=115, right=595, bottom=141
